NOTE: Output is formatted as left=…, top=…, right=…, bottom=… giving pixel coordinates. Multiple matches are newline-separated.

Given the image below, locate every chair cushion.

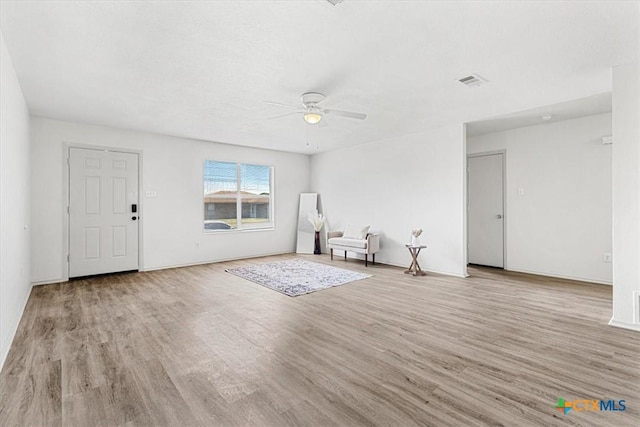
left=328, top=237, right=367, bottom=249
left=342, top=224, right=370, bottom=240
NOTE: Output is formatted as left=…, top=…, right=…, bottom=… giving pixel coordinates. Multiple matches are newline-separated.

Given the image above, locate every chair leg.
left=373, top=254, right=375, bottom=265
left=330, top=248, right=333, bottom=260
left=365, top=254, right=368, bottom=267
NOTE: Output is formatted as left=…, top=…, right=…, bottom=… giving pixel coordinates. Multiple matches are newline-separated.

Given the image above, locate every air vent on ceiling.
left=326, top=0, right=344, bottom=5
left=458, top=74, right=488, bottom=87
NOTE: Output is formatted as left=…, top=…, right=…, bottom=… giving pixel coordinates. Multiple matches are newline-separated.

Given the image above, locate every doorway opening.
left=467, top=151, right=505, bottom=269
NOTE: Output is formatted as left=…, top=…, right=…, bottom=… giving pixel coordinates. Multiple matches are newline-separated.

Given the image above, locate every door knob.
left=131, top=216, right=138, bottom=221
left=496, top=214, right=503, bottom=219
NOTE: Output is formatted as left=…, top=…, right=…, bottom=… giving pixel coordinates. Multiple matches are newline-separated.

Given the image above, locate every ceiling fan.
left=265, top=92, right=367, bottom=125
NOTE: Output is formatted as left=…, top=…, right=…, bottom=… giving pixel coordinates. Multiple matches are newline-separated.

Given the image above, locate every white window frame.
left=203, top=160, right=275, bottom=232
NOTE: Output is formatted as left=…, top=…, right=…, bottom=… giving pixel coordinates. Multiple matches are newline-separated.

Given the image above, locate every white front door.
left=468, top=153, right=504, bottom=268
left=69, top=147, right=139, bottom=277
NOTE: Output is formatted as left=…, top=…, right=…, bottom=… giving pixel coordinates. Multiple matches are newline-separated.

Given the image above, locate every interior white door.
left=468, top=153, right=504, bottom=268
left=69, top=148, right=139, bottom=277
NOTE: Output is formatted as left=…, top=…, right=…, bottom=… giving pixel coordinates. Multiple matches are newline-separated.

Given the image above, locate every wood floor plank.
left=1, top=254, right=639, bottom=426
left=62, top=385, right=111, bottom=427
left=95, top=340, right=150, bottom=425
left=19, top=359, right=62, bottom=427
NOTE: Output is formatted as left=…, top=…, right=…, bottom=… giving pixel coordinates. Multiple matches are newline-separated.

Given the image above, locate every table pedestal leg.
left=405, top=247, right=426, bottom=276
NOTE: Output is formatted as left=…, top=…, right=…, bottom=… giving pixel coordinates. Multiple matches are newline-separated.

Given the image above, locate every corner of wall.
left=0, top=31, right=33, bottom=371
left=611, top=62, right=640, bottom=328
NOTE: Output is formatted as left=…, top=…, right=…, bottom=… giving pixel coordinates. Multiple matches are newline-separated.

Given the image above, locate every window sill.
left=204, top=226, right=275, bottom=235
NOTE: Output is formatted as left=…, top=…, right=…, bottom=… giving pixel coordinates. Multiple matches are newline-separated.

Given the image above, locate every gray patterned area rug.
left=225, top=259, right=371, bottom=297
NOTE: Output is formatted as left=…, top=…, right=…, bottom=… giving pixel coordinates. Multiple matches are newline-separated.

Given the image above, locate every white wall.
left=310, top=124, right=467, bottom=277
left=611, top=62, right=640, bottom=330
left=30, top=117, right=310, bottom=284
left=468, top=113, right=612, bottom=284
left=0, top=33, right=31, bottom=370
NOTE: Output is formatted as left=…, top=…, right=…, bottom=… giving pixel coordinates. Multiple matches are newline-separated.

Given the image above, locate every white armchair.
left=327, top=229, right=380, bottom=267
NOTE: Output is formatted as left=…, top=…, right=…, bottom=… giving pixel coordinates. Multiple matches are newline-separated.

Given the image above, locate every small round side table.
left=405, top=245, right=427, bottom=276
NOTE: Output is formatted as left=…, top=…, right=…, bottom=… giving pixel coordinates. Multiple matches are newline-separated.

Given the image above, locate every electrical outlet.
left=603, top=252, right=612, bottom=263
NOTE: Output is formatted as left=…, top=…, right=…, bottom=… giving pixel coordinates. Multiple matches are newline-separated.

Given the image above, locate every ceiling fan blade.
left=324, top=109, right=367, bottom=120
left=267, top=111, right=302, bottom=120
left=264, top=100, right=302, bottom=109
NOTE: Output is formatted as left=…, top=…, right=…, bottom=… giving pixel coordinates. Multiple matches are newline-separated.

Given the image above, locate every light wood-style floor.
left=1, top=254, right=639, bottom=426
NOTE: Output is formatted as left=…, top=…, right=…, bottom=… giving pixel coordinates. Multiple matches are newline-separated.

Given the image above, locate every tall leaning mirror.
left=296, top=193, right=317, bottom=254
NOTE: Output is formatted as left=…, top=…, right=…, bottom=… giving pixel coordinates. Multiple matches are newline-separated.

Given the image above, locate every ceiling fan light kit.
left=303, top=112, right=323, bottom=124
left=265, top=91, right=367, bottom=127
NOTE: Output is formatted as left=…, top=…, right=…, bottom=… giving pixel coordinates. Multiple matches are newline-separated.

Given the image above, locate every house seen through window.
left=204, top=161, right=273, bottom=231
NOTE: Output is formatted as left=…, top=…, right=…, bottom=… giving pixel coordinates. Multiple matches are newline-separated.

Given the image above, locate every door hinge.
left=67, top=254, right=70, bottom=262
left=67, top=206, right=70, bottom=214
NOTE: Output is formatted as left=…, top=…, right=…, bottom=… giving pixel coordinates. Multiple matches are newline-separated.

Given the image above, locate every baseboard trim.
left=0, top=284, right=32, bottom=373
left=32, top=251, right=295, bottom=284
left=506, top=268, right=612, bottom=286
left=608, top=318, right=640, bottom=332
left=32, top=278, right=66, bottom=286
left=141, top=251, right=293, bottom=272
left=328, top=252, right=467, bottom=278
left=378, top=259, right=467, bottom=278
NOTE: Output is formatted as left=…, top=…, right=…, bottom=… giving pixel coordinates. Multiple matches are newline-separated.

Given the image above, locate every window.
left=203, top=161, right=273, bottom=231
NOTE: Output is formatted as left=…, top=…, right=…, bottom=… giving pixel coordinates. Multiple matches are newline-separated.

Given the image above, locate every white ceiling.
left=0, top=1, right=638, bottom=154
left=467, top=92, right=612, bottom=137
